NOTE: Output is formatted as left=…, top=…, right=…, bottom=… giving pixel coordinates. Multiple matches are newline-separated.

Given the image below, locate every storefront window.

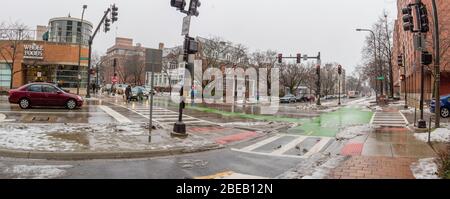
left=0, top=63, right=12, bottom=90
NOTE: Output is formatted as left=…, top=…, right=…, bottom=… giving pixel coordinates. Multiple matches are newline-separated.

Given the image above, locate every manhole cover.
left=32, top=117, right=50, bottom=122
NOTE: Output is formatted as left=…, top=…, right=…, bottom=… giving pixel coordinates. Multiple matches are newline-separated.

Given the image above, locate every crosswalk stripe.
left=241, top=135, right=284, bottom=152
left=303, top=137, right=332, bottom=157
left=271, top=136, right=307, bottom=155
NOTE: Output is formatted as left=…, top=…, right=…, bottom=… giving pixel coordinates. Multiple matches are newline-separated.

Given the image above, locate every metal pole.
left=415, top=0, right=426, bottom=128
left=316, top=52, right=321, bottom=106
left=338, top=73, right=341, bottom=105
left=86, top=40, right=92, bottom=98
left=149, top=63, right=155, bottom=135
left=403, top=45, right=408, bottom=109
left=77, top=6, right=87, bottom=95
left=431, top=0, right=441, bottom=128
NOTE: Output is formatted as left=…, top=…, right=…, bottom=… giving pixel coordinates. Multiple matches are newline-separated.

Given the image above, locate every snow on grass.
left=414, top=128, right=450, bottom=143
left=4, top=165, right=72, bottom=179
left=410, top=158, right=439, bottom=179
left=336, top=124, right=374, bottom=140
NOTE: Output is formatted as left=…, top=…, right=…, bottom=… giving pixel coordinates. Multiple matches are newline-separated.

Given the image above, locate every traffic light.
left=278, top=54, right=282, bottom=64
left=402, top=7, right=414, bottom=32
left=422, top=51, right=433, bottom=65
left=338, top=65, right=342, bottom=75
left=397, top=55, right=404, bottom=67
left=113, top=58, right=117, bottom=67
left=111, top=4, right=119, bottom=23
left=419, top=4, right=429, bottom=33
left=104, top=18, right=111, bottom=32
left=171, top=0, right=186, bottom=11
left=296, top=54, right=301, bottom=64
left=188, top=0, right=201, bottom=17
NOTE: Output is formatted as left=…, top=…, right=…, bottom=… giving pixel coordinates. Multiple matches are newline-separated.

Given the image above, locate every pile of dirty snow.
left=410, top=158, right=439, bottom=179
left=336, top=125, right=374, bottom=140
left=414, top=128, right=450, bottom=143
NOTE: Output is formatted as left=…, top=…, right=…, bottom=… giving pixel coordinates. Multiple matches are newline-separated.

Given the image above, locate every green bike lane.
left=186, top=105, right=374, bottom=138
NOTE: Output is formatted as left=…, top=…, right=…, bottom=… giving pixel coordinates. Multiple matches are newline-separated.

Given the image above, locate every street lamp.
left=356, top=28, right=382, bottom=103
left=77, top=5, right=88, bottom=95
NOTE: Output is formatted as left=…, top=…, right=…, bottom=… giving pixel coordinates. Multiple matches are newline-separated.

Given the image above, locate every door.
left=26, top=84, right=44, bottom=106
left=42, top=85, right=64, bottom=106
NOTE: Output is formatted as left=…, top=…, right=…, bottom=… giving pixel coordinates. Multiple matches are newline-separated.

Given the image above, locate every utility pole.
left=431, top=0, right=441, bottom=128
left=77, top=5, right=87, bottom=95
left=356, top=28, right=378, bottom=103
left=338, top=65, right=342, bottom=106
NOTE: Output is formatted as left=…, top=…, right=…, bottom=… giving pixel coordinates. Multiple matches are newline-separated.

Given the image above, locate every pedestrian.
left=125, top=85, right=132, bottom=103
left=92, top=83, right=96, bottom=94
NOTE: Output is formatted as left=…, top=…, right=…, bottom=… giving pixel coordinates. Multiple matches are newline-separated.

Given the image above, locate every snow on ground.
left=410, top=158, right=439, bottom=179
left=276, top=153, right=347, bottom=179
left=345, top=97, right=375, bottom=106
left=302, top=156, right=347, bottom=179
left=414, top=128, right=450, bottom=143
left=336, top=124, right=375, bottom=140
left=0, top=123, right=215, bottom=152
left=3, top=165, right=72, bottom=179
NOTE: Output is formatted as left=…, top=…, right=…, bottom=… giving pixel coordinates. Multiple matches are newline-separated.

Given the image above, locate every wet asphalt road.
left=0, top=148, right=304, bottom=179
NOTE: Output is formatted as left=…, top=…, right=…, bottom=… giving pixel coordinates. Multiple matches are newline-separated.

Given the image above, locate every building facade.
left=0, top=16, right=92, bottom=93
left=392, top=0, right=450, bottom=106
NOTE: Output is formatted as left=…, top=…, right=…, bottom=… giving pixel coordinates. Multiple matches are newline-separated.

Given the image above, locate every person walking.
left=125, top=85, right=132, bottom=103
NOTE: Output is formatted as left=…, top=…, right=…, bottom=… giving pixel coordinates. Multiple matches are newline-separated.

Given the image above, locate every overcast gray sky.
left=3, top=0, right=397, bottom=74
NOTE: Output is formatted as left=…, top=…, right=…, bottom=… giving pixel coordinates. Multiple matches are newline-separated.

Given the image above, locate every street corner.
left=0, top=122, right=221, bottom=160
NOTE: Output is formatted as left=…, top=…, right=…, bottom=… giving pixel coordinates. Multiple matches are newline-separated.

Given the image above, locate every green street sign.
left=377, top=76, right=385, bottom=80
left=80, top=57, right=89, bottom=61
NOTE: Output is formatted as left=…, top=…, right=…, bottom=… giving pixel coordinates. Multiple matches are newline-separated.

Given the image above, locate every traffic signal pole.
left=86, top=6, right=115, bottom=98
left=431, top=0, right=441, bottom=128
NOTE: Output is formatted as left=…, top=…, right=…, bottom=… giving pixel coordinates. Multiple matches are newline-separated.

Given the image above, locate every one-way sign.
left=181, top=16, right=191, bottom=36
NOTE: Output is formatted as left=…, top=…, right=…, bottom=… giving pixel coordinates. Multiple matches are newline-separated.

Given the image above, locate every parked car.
left=134, top=86, right=150, bottom=99
left=280, top=94, right=297, bottom=103
left=430, top=94, right=450, bottom=118
left=8, top=83, right=84, bottom=110
left=144, top=86, right=157, bottom=96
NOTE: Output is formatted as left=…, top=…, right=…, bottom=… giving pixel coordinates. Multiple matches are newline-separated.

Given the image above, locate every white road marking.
left=99, top=105, right=132, bottom=123
left=240, top=135, right=284, bottom=152
left=271, top=136, right=307, bottom=155
left=303, top=137, right=332, bottom=157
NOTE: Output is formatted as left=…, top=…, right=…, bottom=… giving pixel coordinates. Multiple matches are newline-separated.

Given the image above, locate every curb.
left=0, top=144, right=224, bottom=161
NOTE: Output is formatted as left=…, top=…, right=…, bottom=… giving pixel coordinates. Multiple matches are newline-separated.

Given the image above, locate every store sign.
left=23, top=43, right=44, bottom=59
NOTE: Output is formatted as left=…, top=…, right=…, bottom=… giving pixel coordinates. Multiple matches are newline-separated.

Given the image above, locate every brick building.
left=392, top=0, right=450, bottom=106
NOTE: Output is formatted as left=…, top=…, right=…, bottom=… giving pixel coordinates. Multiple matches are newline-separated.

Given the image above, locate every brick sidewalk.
left=329, top=156, right=417, bottom=179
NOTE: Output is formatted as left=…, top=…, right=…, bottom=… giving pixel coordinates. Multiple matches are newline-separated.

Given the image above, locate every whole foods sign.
left=23, top=43, right=44, bottom=59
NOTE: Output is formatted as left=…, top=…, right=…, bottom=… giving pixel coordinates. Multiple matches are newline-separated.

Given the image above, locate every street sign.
left=80, top=57, right=89, bottom=61
left=181, top=16, right=191, bottom=36
left=377, top=76, right=385, bottom=80
left=413, top=34, right=426, bottom=50
left=303, top=54, right=308, bottom=61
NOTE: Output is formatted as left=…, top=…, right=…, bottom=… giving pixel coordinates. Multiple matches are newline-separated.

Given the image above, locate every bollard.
left=414, top=108, right=417, bottom=127
left=428, top=117, right=432, bottom=143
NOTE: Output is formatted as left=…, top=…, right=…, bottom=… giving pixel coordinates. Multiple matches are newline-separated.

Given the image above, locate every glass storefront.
left=24, top=64, right=88, bottom=89
left=48, top=18, right=93, bottom=46
left=0, top=63, right=11, bottom=90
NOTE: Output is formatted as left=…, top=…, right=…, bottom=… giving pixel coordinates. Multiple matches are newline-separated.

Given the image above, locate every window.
left=28, top=85, right=42, bottom=92
left=43, top=85, right=58, bottom=93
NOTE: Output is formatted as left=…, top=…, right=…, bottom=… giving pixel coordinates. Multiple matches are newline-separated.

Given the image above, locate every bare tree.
left=280, top=63, right=310, bottom=95
left=124, top=54, right=145, bottom=85
left=250, top=50, right=278, bottom=95
left=162, top=46, right=182, bottom=94
left=0, top=21, right=31, bottom=89
left=321, top=63, right=338, bottom=97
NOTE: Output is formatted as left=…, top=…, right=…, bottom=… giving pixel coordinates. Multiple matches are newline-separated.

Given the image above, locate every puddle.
left=49, top=132, right=90, bottom=146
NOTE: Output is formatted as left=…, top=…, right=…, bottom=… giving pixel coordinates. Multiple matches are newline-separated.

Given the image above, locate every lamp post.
left=356, top=28, right=381, bottom=103
left=77, top=5, right=87, bottom=95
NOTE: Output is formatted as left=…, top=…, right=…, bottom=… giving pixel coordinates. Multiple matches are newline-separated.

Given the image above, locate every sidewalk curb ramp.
left=0, top=144, right=223, bottom=161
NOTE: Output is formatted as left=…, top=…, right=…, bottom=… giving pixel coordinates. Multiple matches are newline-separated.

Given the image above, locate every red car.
left=8, top=83, right=84, bottom=110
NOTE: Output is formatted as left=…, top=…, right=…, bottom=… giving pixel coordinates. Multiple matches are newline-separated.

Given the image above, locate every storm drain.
left=32, top=117, right=50, bottom=122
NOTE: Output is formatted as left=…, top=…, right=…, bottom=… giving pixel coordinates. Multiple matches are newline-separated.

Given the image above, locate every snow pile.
left=345, top=97, right=375, bottom=106
left=414, top=128, right=450, bottom=143
left=336, top=125, right=374, bottom=140
left=410, top=158, right=439, bottom=179
left=0, top=123, right=215, bottom=152
left=3, top=165, right=72, bottom=179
